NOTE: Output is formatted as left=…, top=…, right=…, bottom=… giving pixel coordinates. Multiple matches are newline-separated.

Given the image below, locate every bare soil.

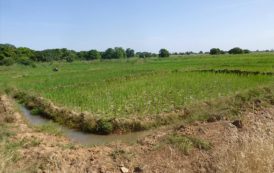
left=0, top=95, right=273, bottom=173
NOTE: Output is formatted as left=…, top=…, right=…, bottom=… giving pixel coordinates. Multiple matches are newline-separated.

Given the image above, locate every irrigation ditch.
left=19, top=105, right=149, bottom=145
left=5, top=84, right=274, bottom=136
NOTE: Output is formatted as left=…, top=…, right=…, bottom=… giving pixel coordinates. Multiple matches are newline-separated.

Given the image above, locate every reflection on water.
left=20, top=105, right=150, bottom=145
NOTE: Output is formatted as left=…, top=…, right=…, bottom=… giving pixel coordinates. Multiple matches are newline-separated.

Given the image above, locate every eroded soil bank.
left=0, top=94, right=274, bottom=173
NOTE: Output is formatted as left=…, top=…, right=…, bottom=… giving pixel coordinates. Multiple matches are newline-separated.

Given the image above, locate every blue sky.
left=0, top=0, right=273, bottom=52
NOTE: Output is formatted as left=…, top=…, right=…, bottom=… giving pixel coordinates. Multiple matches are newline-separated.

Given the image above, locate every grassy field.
left=0, top=53, right=274, bottom=133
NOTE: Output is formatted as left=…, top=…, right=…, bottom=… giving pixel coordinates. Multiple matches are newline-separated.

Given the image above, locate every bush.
left=0, top=57, right=15, bottom=66
left=18, top=57, right=33, bottom=66
left=66, top=56, right=74, bottom=62
left=96, top=119, right=113, bottom=134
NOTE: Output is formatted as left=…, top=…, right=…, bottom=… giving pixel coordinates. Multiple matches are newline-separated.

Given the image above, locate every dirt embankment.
left=0, top=94, right=274, bottom=173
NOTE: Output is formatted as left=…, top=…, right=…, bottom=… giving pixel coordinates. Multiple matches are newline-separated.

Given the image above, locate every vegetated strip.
left=5, top=86, right=274, bottom=135
left=194, top=69, right=274, bottom=76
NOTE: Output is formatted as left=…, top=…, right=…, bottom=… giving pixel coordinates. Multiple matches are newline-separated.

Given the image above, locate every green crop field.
left=0, top=53, right=274, bottom=133
left=1, top=53, right=274, bottom=118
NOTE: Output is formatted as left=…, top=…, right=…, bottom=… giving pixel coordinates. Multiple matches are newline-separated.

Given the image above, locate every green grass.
left=35, top=121, right=63, bottom=136
left=0, top=53, right=274, bottom=119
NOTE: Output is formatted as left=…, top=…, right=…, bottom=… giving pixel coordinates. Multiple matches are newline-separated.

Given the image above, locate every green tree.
left=228, top=47, right=244, bottom=54
left=159, top=49, right=170, bottom=57
left=113, top=47, right=126, bottom=59
left=210, top=48, right=221, bottom=55
left=126, top=48, right=135, bottom=58
left=17, top=47, right=35, bottom=60
left=136, top=52, right=154, bottom=58
left=0, top=44, right=17, bottom=59
left=243, top=49, right=250, bottom=54
left=0, top=44, right=17, bottom=66
left=86, top=50, right=101, bottom=60
left=102, top=48, right=115, bottom=59
left=77, top=51, right=88, bottom=60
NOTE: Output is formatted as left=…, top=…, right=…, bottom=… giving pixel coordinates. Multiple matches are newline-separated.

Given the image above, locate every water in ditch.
left=19, top=105, right=150, bottom=145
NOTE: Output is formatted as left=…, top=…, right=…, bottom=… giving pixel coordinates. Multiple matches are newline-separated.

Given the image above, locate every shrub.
left=0, top=57, right=15, bottom=66
left=18, top=57, right=33, bottom=66
left=65, top=56, right=74, bottom=62
left=96, top=119, right=113, bottom=134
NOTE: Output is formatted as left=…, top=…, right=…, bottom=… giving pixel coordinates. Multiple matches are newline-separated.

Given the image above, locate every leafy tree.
left=136, top=52, right=155, bottom=58
left=77, top=51, right=88, bottom=60
left=126, top=48, right=135, bottom=58
left=185, top=51, right=193, bottom=55
left=65, top=56, right=74, bottom=62
left=210, top=48, right=221, bottom=55
left=102, top=48, right=115, bottom=59
left=243, top=49, right=250, bottom=54
left=65, top=52, right=78, bottom=62
left=136, top=52, right=145, bottom=58
left=113, top=47, right=126, bottom=59
left=17, top=47, right=35, bottom=60
left=34, top=48, right=78, bottom=62
left=159, top=49, right=170, bottom=57
left=228, top=47, right=244, bottom=54
left=0, top=44, right=18, bottom=65
left=220, top=50, right=226, bottom=54
left=86, top=50, right=101, bottom=60
left=0, top=44, right=17, bottom=60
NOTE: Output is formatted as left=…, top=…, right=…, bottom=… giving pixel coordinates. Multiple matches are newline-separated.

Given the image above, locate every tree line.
left=209, top=47, right=251, bottom=55
left=0, top=43, right=272, bottom=66
left=0, top=44, right=173, bottom=66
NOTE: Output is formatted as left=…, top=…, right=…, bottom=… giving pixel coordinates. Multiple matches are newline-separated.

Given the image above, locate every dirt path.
left=0, top=95, right=273, bottom=173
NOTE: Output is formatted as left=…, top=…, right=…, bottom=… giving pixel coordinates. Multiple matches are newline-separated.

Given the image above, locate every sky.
left=0, top=0, right=274, bottom=52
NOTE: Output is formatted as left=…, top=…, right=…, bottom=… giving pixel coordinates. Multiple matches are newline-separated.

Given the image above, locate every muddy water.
left=20, top=105, right=150, bottom=145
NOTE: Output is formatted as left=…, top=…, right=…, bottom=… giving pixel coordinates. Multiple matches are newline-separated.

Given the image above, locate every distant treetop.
left=159, top=48, right=170, bottom=58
